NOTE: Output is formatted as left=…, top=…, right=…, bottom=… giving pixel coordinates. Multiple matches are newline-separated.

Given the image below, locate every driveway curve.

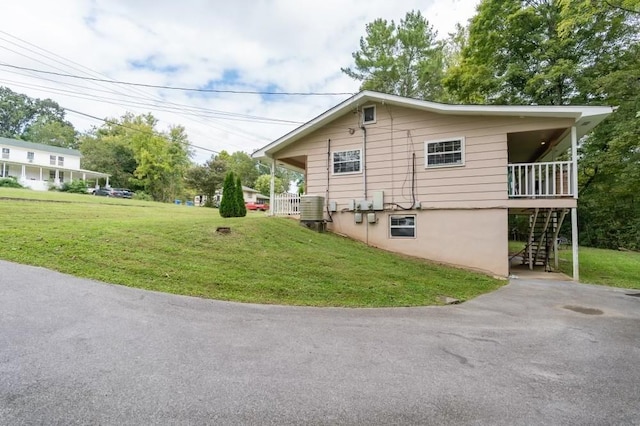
left=1, top=260, right=639, bottom=425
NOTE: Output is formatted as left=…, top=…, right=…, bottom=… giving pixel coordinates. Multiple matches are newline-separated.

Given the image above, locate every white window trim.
left=332, top=148, right=363, bottom=175
left=389, top=215, right=417, bottom=239
left=362, top=105, right=376, bottom=125
left=1, top=147, right=9, bottom=159
left=424, top=136, right=466, bottom=169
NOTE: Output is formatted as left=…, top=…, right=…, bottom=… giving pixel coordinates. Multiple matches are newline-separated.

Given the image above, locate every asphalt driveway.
left=1, top=260, right=639, bottom=425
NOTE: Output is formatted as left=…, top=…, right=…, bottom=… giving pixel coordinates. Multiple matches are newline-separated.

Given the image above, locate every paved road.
left=1, top=260, right=639, bottom=425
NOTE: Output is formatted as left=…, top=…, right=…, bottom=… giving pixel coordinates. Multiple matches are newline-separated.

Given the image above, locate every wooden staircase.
left=519, top=208, right=568, bottom=271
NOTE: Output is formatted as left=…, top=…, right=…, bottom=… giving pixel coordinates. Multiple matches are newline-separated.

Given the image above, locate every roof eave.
left=251, top=91, right=615, bottom=160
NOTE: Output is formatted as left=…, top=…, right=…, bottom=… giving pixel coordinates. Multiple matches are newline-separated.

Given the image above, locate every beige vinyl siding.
left=274, top=102, right=574, bottom=208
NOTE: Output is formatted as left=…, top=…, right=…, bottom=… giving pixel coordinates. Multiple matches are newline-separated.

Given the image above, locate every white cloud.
left=0, top=0, right=479, bottom=164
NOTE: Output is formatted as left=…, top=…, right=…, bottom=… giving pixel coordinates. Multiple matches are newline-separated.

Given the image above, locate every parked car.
left=112, top=188, right=135, bottom=198
left=93, top=188, right=117, bottom=197
left=245, top=202, right=269, bottom=211
left=93, top=188, right=134, bottom=198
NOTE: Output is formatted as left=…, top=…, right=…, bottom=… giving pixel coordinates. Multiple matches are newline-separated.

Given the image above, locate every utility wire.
left=0, top=32, right=290, bottom=145
left=0, top=63, right=354, bottom=96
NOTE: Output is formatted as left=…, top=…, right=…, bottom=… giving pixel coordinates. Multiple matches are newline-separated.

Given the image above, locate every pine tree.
left=219, top=171, right=236, bottom=218
left=236, top=176, right=247, bottom=217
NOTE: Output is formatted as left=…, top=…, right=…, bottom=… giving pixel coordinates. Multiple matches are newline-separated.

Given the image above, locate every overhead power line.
left=0, top=63, right=354, bottom=96
left=64, top=107, right=220, bottom=155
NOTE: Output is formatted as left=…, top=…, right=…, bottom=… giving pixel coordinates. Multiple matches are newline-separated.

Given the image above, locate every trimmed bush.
left=60, top=180, right=89, bottom=194
left=0, top=177, right=23, bottom=188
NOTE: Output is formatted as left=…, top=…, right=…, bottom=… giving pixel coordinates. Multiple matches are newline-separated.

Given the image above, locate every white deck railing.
left=271, top=193, right=300, bottom=216
left=508, top=161, right=574, bottom=198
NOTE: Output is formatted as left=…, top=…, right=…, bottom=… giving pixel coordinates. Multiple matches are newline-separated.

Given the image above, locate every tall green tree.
left=342, top=10, right=446, bottom=100
left=235, top=176, right=247, bottom=217
left=444, top=0, right=637, bottom=105
left=80, top=113, right=192, bottom=201
left=185, top=155, right=227, bottom=207
left=217, top=150, right=260, bottom=188
left=0, top=86, right=78, bottom=147
left=22, top=117, right=78, bottom=149
left=254, top=174, right=286, bottom=196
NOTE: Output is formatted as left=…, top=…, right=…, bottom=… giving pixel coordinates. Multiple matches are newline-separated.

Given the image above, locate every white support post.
left=571, top=207, right=579, bottom=281
left=269, top=158, right=276, bottom=217
left=571, top=126, right=578, bottom=199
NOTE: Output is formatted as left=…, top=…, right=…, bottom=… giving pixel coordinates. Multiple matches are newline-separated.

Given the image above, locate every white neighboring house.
left=204, top=186, right=269, bottom=206
left=0, top=137, right=110, bottom=191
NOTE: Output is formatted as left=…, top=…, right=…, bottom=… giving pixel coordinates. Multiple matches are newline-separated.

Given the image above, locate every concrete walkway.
left=1, top=260, right=639, bottom=425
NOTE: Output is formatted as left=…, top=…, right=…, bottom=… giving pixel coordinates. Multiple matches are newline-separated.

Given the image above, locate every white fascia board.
left=251, top=90, right=615, bottom=159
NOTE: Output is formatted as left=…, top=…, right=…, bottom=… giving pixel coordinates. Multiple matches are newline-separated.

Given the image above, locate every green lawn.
left=0, top=188, right=503, bottom=307
left=509, top=240, right=640, bottom=289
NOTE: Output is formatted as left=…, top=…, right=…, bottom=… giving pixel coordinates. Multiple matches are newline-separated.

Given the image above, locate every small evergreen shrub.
left=219, top=172, right=236, bottom=218
left=235, top=176, right=247, bottom=217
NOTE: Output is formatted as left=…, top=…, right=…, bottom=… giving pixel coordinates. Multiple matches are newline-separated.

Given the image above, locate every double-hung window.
left=425, top=137, right=465, bottom=168
left=27, top=151, right=34, bottom=163
left=58, top=156, right=64, bottom=166
left=390, top=215, right=416, bottom=238
left=1, top=148, right=9, bottom=159
left=50, top=155, right=56, bottom=165
left=333, top=149, right=361, bottom=174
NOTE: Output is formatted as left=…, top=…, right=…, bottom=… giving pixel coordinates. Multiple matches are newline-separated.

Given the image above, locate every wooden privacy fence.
left=271, top=193, right=300, bottom=216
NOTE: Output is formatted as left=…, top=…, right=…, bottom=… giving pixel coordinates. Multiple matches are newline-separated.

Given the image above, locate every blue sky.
left=0, top=0, right=480, bottom=164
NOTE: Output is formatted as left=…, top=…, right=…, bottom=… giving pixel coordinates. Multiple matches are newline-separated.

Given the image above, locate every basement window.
left=362, top=105, right=376, bottom=124
left=390, top=215, right=416, bottom=238
left=425, top=137, right=465, bottom=168
left=333, top=149, right=361, bottom=174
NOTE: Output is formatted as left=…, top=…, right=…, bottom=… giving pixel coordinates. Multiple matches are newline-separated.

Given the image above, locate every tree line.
left=342, top=1, right=639, bottom=250
left=0, top=85, right=301, bottom=204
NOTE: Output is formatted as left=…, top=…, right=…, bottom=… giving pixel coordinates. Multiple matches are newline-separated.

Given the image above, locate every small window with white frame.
left=425, top=137, right=465, bottom=168
left=333, top=149, right=362, bottom=174
left=27, top=151, right=34, bottom=163
left=1, top=147, right=9, bottom=159
left=362, top=105, right=376, bottom=124
left=58, top=156, right=64, bottom=166
left=390, top=215, right=416, bottom=238
left=50, top=155, right=56, bottom=165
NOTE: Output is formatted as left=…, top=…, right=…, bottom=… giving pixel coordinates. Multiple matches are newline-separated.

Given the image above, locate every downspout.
left=325, top=139, right=333, bottom=222
left=360, top=125, right=367, bottom=200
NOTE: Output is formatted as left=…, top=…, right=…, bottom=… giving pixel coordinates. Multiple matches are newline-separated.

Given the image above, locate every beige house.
left=252, top=91, right=613, bottom=279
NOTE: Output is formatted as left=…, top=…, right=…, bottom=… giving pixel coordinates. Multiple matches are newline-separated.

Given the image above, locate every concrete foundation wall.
left=328, top=208, right=509, bottom=277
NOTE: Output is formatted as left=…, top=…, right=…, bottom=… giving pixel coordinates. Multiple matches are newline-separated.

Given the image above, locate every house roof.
left=242, top=186, right=259, bottom=193
left=251, top=91, right=614, bottom=159
left=0, top=136, right=81, bottom=156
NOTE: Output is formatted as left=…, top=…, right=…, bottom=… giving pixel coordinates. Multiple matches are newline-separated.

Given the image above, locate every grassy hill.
left=0, top=188, right=503, bottom=307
